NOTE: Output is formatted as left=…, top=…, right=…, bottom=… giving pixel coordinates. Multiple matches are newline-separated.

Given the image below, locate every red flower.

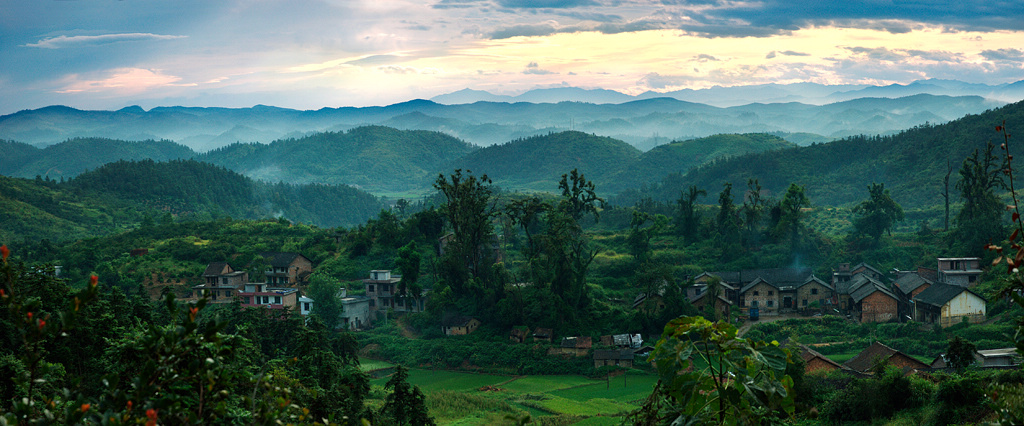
left=126, top=400, right=132, bottom=411
left=38, top=320, right=46, bottom=331
left=26, top=312, right=32, bottom=320
left=0, top=245, right=8, bottom=262
left=89, top=275, right=98, bottom=287
left=146, top=408, right=158, bottom=426
left=81, top=403, right=90, bottom=412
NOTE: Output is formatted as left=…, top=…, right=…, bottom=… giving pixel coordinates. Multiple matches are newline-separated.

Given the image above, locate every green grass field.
left=367, top=367, right=658, bottom=425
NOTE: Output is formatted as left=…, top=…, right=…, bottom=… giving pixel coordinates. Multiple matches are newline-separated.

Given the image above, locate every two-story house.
left=259, top=252, right=313, bottom=286
left=363, top=270, right=425, bottom=313
left=936, top=257, right=982, bottom=287
left=192, top=262, right=249, bottom=303
left=238, top=283, right=300, bottom=311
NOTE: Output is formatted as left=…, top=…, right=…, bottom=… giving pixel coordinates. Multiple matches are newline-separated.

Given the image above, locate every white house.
left=913, top=283, right=986, bottom=326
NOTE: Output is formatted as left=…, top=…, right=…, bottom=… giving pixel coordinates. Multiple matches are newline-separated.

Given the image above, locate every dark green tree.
left=773, top=183, right=810, bottom=248
left=627, top=210, right=668, bottom=266
left=306, top=273, right=343, bottom=330
left=741, top=178, right=766, bottom=247
left=676, top=185, right=706, bottom=244
left=716, top=182, right=741, bottom=245
left=434, top=169, right=497, bottom=294
left=853, top=183, right=905, bottom=242
left=380, top=365, right=435, bottom=426
left=946, top=336, right=977, bottom=372
left=955, top=143, right=1006, bottom=253
left=396, top=241, right=423, bottom=309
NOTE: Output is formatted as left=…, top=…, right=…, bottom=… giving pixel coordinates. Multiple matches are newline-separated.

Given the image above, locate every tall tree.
left=853, top=183, right=905, bottom=242
left=954, top=143, right=1006, bottom=252
left=396, top=241, right=422, bottom=309
left=306, top=273, right=344, bottom=331
left=627, top=210, right=668, bottom=266
left=716, top=182, right=741, bottom=245
left=380, top=365, right=435, bottom=426
left=741, top=178, right=766, bottom=247
left=676, top=185, right=706, bottom=244
left=773, top=183, right=810, bottom=248
left=434, top=169, right=497, bottom=294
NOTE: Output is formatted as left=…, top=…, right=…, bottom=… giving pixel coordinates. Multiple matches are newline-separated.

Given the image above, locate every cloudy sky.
left=1, top=0, right=1022, bottom=114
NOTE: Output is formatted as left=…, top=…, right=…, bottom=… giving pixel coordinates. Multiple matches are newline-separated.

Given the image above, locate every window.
left=768, top=291, right=773, bottom=296
left=274, top=296, right=281, bottom=304
left=802, top=299, right=808, bottom=306
left=811, top=288, right=818, bottom=295
left=753, top=291, right=759, bottom=296
left=222, top=277, right=228, bottom=285
left=304, top=302, right=311, bottom=311
left=767, top=300, right=774, bottom=307
left=368, top=284, right=375, bottom=292
left=969, top=275, right=977, bottom=283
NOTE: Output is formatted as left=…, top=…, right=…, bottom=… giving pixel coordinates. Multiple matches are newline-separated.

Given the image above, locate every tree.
left=773, top=183, right=810, bottom=248
left=955, top=143, right=1007, bottom=253
left=627, top=210, right=668, bottom=266
left=741, top=178, right=765, bottom=247
left=380, top=365, right=435, bottom=426
left=396, top=241, right=422, bottom=310
left=434, top=169, right=497, bottom=294
left=676, top=185, right=706, bottom=244
left=716, top=182, right=741, bottom=245
left=307, top=273, right=344, bottom=330
left=946, top=336, right=976, bottom=372
left=853, top=183, right=904, bottom=242
left=629, top=316, right=794, bottom=425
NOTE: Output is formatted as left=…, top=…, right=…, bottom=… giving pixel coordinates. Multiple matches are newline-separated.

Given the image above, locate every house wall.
left=939, top=292, right=986, bottom=327
left=797, top=282, right=833, bottom=309
left=888, top=353, right=928, bottom=371
left=859, top=292, right=897, bottom=323
left=340, top=299, right=371, bottom=330
left=742, top=282, right=779, bottom=315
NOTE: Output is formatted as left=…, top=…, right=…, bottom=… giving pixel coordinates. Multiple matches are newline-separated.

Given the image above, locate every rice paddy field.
left=361, top=361, right=658, bottom=425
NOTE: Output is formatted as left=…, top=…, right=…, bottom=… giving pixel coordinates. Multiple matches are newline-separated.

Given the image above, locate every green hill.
left=447, top=131, right=642, bottom=193
left=630, top=133, right=797, bottom=185
left=641, top=100, right=1024, bottom=209
left=0, top=137, right=196, bottom=180
left=200, top=126, right=477, bottom=196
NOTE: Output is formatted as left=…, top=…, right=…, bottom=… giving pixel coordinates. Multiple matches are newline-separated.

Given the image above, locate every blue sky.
left=1, top=0, right=1022, bottom=114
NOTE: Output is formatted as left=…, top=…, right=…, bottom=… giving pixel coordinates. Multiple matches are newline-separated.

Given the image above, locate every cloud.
left=780, top=50, right=810, bottom=57
left=844, top=46, right=907, bottom=62
left=980, top=48, right=1024, bottom=61
left=490, top=23, right=561, bottom=39
left=695, top=54, right=719, bottom=62
left=55, top=68, right=185, bottom=94
left=637, top=72, right=697, bottom=89
left=25, top=33, right=186, bottom=49
left=345, top=55, right=406, bottom=66
left=524, top=62, right=556, bottom=74
left=496, top=0, right=599, bottom=8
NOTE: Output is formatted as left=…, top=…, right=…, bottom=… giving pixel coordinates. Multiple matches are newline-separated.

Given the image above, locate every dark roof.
left=913, top=283, right=984, bottom=308
left=894, top=273, right=932, bottom=296
left=560, top=336, right=593, bottom=349
left=918, top=267, right=938, bottom=282
left=798, top=275, right=832, bottom=290
left=441, top=315, right=477, bottom=327
left=849, top=275, right=897, bottom=303
left=204, top=262, right=232, bottom=277
left=843, top=341, right=929, bottom=373
left=716, top=268, right=813, bottom=286
left=689, top=291, right=733, bottom=305
left=259, top=252, right=309, bottom=268
left=594, top=349, right=634, bottom=360
left=798, top=344, right=846, bottom=371
left=533, top=328, right=553, bottom=338
left=850, top=262, right=884, bottom=277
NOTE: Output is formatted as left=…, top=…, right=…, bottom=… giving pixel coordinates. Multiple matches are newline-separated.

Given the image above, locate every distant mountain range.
left=432, top=79, right=1024, bottom=107
left=0, top=81, right=1012, bottom=151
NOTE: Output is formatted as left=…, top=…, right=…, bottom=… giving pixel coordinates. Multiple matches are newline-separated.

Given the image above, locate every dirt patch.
left=396, top=316, right=419, bottom=339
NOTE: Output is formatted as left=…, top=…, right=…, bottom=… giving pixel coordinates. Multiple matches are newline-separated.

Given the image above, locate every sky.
left=1, top=0, right=1023, bottom=114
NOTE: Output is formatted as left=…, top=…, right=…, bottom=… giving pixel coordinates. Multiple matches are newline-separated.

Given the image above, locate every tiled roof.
left=894, top=273, right=932, bottom=296
left=798, top=344, right=845, bottom=370
left=913, top=283, right=984, bottom=308
left=203, top=262, right=232, bottom=277
left=259, top=252, right=308, bottom=268
left=560, top=336, right=593, bottom=349
left=849, top=275, right=897, bottom=303
left=843, top=341, right=927, bottom=373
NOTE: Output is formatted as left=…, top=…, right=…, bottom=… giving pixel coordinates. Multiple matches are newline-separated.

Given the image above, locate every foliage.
left=853, top=182, right=905, bottom=242
left=945, top=336, right=977, bottom=372
left=307, top=273, right=344, bottom=330
left=629, top=316, right=794, bottom=425
left=379, top=365, right=435, bottom=426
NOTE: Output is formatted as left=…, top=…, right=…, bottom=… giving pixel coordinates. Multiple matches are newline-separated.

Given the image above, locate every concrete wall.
left=939, top=292, right=986, bottom=327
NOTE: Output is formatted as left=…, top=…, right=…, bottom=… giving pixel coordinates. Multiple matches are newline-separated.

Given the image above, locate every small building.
left=550, top=336, right=593, bottom=357
left=913, top=283, right=986, bottom=326
left=797, top=344, right=847, bottom=374
left=796, top=276, right=834, bottom=312
left=510, top=326, right=531, bottom=343
left=299, top=295, right=314, bottom=316
left=340, top=295, right=372, bottom=330
left=259, top=252, right=313, bottom=286
left=238, top=283, right=300, bottom=311
left=690, top=291, right=732, bottom=320
left=363, top=270, right=426, bottom=314
left=936, top=257, right=982, bottom=287
left=849, top=275, right=899, bottom=323
left=193, top=262, right=250, bottom=303
left=442, top=315, right=481, bottom=336
left=843, top=341, right=929, bottom=374
left=975, top=348, right=1022, bottom=368
left=594, top=349, right=635, bottom=368
left=533, top=328, right=553, bottom=343
left=599, top=334, right=643, bottom=349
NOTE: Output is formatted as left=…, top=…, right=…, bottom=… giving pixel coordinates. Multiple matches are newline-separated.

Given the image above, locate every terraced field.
left=363, top=364, right=657, bottom=425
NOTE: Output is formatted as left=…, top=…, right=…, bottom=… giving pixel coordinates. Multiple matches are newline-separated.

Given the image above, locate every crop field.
left=366, top=367, right=658, bottom=425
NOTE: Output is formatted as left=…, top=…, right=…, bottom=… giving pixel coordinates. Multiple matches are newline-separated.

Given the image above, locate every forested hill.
left=447, top=131, right=641, bottom=192
left=199, top=126, right=477, bottom=195
left=640, top=100, right=1024, bottom=209
left=0, top=137, right=195, bottom=179
left=68, top=159, right=384, bottom=228
left=0, top=159, right=383, bottom=242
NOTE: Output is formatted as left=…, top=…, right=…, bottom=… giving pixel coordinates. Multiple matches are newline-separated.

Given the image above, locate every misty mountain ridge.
left=0, top=81, right=1011, bottom=151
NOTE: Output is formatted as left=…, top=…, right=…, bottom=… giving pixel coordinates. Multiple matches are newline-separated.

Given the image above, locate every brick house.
left=550, top=336, right=592, bottom=357
left=797, top=344, right=847, bottom=374
left=259, top=252, right=312, bottom=286
left=795, top=276, right=834, bottom=312
left=848, top=275, right=899, bottom=323
left=442, top=315, right=481, bottom=335
left=689, top=291, right=732, bottom=320
left=594, top=349, right=634, bottom=368
left=843, top=341, right=929, bottom=374
left=238, top=283, right=300, bottom=311
left=192, top=262, right=249, bottom=303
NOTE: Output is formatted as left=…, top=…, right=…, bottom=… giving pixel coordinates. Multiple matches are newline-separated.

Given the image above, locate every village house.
left=797, top=344, right=848, bottom=374
left=689, top=291, right=732, bottom=320
left=594, top=349, right=634, bottom=368
left=912, top=283, right=986, bottom=326
left=847, top=274, right=899, bottom=323
left=510, top=326, right=530, bottom=343
left=701, top=268, right=814, bottom=315
left=363, top=270, right=426, bottom=314
left=259, top=252, right=313, bottom=286
left=831, top=262, right=885, bottom=312
left=442, top=315, right=481, bottom=336
left=238, top=283, right=300, bottom=312
left=339, top=295, right=372, bottom=330
left=533, top=328, right=553, bottom=343
left=550, top=336, right=592, bottom=357
left=931, top=348, right=1021, bottom=369
left=191, top=262, right=249, bottom=303
left=795, top=276, right=834, bottom=312
left=843, top=341, right=929, bottom=374
left=936, top=257, right=982, bottom=287
left=599, top=334, right=643, bottom=349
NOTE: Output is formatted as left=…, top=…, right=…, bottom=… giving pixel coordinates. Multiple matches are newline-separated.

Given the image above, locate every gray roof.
left=913, top=283, right=984, bottom=308
left=849, top=275, right=897, bottom=303
left=204, top=262, right=232, bottom=277
left=798, top=275, right=832, bottom=290
left=260, top=252, right=309, bottom=268
left=716, top=268, right=812, bottom=286
left=594, top=349, right=634, bottom=360
left=894, top=273, right=932, bottom=296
